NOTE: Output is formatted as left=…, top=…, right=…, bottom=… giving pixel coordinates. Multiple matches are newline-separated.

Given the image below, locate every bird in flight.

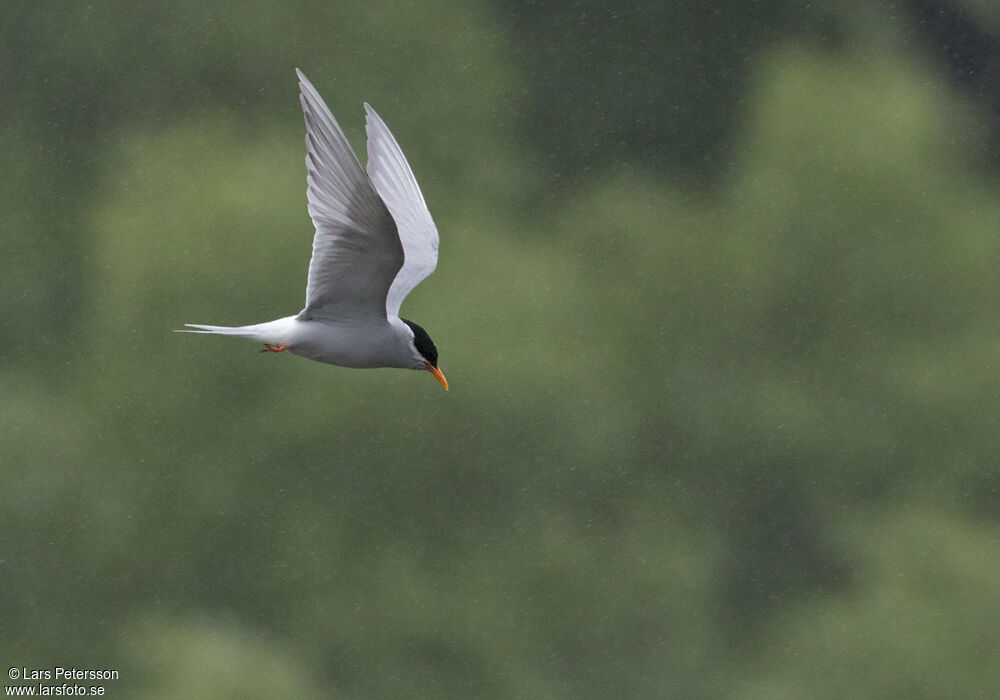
left=177, top=69, right=448, bottom=391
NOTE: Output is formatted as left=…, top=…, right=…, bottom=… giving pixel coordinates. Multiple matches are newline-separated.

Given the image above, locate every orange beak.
left=426, top=363, right=449, bottom=391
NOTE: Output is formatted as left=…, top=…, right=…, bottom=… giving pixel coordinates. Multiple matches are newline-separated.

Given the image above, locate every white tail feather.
left=174, top=323, right=259, bottom=337
left=174, top=316, right=299, bottom=346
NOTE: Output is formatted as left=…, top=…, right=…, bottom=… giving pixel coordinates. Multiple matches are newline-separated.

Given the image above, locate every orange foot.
left=260, top=343, right=288, bottom=353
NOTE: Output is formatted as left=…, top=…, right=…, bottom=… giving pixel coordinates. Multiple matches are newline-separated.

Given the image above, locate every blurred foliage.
left=737, top=504, right=1000, bottom=699
left=495, top=0, right=842, bottom=180
left=3, top=0, right=1000, bottom=697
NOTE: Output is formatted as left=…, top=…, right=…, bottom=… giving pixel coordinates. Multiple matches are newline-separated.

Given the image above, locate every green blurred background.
left=4, top=0, right=1000, bottom=697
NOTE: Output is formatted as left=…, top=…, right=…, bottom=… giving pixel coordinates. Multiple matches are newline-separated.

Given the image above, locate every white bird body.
left=183, top=316, right=424, bottom=369
left=178, top=69, right=449, bottom=390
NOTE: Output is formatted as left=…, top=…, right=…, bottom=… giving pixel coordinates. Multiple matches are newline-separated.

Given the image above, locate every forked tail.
left=174, top=317, right=298, bottom=346
left=174, top=323, right=261, bottom=338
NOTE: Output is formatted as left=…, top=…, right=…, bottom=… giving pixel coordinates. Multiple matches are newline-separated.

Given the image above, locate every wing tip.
left=364, top=102, right=386, bottom=130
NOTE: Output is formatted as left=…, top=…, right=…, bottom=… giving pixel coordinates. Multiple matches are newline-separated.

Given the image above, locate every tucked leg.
left=260, top=343, right=288, bottom=353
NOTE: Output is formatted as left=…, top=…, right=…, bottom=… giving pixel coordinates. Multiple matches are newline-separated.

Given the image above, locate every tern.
left=177, top=69, right=448, bottom=391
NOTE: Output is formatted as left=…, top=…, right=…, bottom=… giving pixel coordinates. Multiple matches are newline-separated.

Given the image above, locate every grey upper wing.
left=364, top=103, right=440, bottom=319
left=296, top=69, right=402, bottom=322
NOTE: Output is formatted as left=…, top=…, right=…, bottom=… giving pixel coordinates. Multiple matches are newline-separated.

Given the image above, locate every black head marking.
left=402, top=318, right=439, bottom=367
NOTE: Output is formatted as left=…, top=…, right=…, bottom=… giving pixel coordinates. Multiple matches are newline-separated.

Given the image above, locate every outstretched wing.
left=296, top=69, right=402, bottom=322
left=364, top=103, right=440, bottom=319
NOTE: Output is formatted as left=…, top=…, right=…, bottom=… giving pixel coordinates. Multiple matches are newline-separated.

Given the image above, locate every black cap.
left=401, top=319, right=439, bottom=367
